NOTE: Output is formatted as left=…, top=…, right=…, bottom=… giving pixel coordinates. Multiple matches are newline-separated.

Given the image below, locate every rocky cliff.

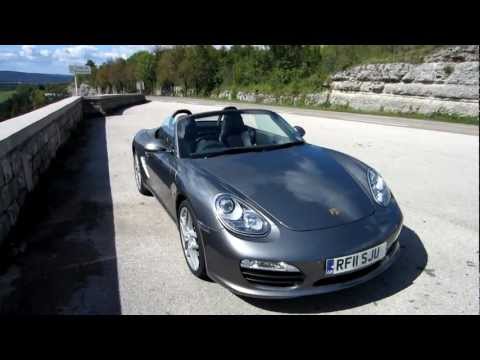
left=327, top=45, right=478, bottom=117
left=213, top=45, right=479, bottom=119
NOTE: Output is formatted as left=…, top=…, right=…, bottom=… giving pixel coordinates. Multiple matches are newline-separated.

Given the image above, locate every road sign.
left=69, top=65, right=92, bottom=75
left=69, top=65, right=92, bottom=96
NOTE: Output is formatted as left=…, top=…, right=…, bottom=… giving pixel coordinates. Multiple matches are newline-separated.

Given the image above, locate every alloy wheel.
left=179, top=206, right=200, bottom=271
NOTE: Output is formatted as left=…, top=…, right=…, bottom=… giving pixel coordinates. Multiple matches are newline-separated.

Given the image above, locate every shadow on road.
left=0, top=115, right=121, bottom=314
left=239, top=226, right=427, bottom=314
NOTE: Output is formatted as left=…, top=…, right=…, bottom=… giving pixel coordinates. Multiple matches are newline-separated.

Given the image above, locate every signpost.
left=69, top=65, right=92, bottom=96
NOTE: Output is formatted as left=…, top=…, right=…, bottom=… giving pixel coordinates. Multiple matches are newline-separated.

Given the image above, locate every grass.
left=190, top=95, right=479, bottom=126
left=356, top=45, right=445, bottom=65
left=320, top=104, right=479, bottom=125
left=0, top=90, right=16, bottom=104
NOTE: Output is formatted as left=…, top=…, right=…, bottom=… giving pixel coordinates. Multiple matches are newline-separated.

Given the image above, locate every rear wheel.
left=178, top=200, right=208, bottom=280
left=133, top=151, right=152, bottom=196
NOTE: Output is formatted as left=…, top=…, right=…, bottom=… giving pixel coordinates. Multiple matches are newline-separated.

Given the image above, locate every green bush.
left=0, top=84, right=69, bottom=122
left=444, top=65, right=454, bottom=76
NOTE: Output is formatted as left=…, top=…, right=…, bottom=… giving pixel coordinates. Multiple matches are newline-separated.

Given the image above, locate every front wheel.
left=133, top=151, right=152, bottom=196
left=178, top=200, right=208, bottom=280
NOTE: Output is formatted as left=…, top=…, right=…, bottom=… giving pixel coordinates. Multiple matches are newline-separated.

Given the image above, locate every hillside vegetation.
left=76, top=45, right=478, bottom=124
left=0, top=89, right=16, bottom=104
left=83, top=45, right=446, bottom=96
left=0, top=84, right=70, bottom=122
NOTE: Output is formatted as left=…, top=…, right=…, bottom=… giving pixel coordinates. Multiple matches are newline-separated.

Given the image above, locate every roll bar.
left=172, top=109, right=192, bottom=117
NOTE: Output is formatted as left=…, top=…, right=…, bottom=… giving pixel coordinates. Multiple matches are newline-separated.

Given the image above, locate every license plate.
left=325, top=242, right=387, bottom=275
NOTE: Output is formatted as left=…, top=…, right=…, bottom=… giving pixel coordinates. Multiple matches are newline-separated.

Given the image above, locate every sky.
left=0, top=45, right=159, bottom=74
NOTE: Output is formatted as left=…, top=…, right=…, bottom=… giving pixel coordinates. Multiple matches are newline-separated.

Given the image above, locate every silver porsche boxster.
left=132, top=107, right=403, bottom=299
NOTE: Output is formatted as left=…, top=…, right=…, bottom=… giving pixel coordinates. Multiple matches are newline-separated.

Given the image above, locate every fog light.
left=240, top=259, right=300, bottom=272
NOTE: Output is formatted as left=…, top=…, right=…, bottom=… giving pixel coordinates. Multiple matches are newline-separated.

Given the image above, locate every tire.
left=133, top=151, right=152, bottom=196
left=177, top=200, right=208, bottom=280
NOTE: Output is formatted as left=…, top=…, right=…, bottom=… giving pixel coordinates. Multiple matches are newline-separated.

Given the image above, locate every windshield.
left=177, top=110, right=303, bottom=158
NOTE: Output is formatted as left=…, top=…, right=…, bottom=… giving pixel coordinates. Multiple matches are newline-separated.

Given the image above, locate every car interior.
left=175, top=107, right=252, bottom=157
left=173, top=107, right=296, bottom=158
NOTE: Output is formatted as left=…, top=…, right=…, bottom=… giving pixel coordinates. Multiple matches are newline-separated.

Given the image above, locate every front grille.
left=241, top=268, right=305, bottom=287
left=313, top=240, right=398, bottom=287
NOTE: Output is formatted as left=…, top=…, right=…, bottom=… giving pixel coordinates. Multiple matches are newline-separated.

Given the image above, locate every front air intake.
left=241, top=268, right=305, bottom=287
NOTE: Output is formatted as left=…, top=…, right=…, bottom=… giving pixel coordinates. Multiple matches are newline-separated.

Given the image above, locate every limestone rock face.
left=217, top=90, right=232, bottom=100
left=236, top=91, right=257, bottom=102
left=446, top=62, right=479, bottom=85
left=401, top=63, right=454, bottom=84
left=304, top=92, right=329, bottom=106
left=332, top=63, right=413, bottom=83
left=327, top=45, right=479, bottom=117
left=210, top=46, right=479, bottom=118
left=79, top=83, right=98, bottom=96
left=69, top=83, right=99, bottom=96
left=424, top=45, right=479, bottom=63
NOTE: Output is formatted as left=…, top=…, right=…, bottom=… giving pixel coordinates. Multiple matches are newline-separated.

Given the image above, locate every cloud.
left=52, top=45, right=98, bottom=63
left=97, top=50, right=129, bottom=60
left=50, top=45, right=157, bottom=64
left=39, top=49, right=51, bottom=57
left=125, top=45, right=156, bottom=51
left=0, top=45, right=159, bottom=74
left=19, top=45, right=36, bottom=59
left=0, top=52, right=17, bottom=60
left=96, top=45, right=157, bottom=60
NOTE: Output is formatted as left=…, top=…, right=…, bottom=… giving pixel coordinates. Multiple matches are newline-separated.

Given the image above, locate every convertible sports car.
left=132, top=106, right=403, bottom=299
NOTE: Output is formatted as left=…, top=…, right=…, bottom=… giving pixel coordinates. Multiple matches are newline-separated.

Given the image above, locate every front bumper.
left=201, top=202, right=403, bottom=299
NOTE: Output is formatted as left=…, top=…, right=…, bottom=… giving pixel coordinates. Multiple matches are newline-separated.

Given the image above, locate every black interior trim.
left=172, top=109, right=192, bottom=117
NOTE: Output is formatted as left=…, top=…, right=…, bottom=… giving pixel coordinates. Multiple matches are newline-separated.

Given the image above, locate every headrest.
left=177, top=116, right=197, bottom=140
left=221, top=112, right=246, bottom=135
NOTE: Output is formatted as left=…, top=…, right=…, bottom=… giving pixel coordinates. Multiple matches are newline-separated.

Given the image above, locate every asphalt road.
left=148, top=96, right=479, bottom=136
left=0, top=98, right=478, bottom=314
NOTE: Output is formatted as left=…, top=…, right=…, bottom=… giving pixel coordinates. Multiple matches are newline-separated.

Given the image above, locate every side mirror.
left=145, top=138, right=170, bottom=153
left=294, top=126, right=305, bottom=138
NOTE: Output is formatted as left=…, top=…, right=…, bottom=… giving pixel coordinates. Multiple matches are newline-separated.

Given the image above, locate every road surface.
left=148, top=96, right=479, bottom=136
left=0, top=98, right=478, bottom=314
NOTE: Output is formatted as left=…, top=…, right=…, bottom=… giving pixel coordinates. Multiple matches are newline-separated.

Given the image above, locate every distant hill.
left=0, top=71, right=73, bottom=85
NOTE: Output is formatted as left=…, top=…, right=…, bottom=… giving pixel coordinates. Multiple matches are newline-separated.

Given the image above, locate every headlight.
left=367, top=168, right=391, bottom=206
left=215, top=194, right=270, bottom=236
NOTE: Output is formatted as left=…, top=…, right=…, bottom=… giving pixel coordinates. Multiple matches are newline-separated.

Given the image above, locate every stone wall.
left=0, top=94, right=147, bottom=247
left=82, top=94, right=146, bottom=117
left=0, top=97, right=83, bottom=246
left=212, top=45, right=479, bottom=118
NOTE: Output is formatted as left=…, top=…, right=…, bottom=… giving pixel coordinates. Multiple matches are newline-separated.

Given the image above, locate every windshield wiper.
left=194, top=146, right=260, bottom=158
left=259, top=140, right=305, bottom=151
left=191, top=140, right=305, bottom=159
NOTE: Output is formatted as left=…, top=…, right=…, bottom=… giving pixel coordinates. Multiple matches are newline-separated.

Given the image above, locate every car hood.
left=194, top=144, right=375, bottom=231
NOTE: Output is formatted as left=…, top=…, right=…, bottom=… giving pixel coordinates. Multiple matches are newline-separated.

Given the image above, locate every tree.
left=85, top=59, right=98, bottom=87
left=156, top=46, right=186, bottom=92
left=95, top=63, right=111, bottom=93
left=88, top=44, right=445, bottom=99
left=128, top=51, right=156, bottom=93
left=177, top=47, right=196, bottom=94
left=189, top=45, right=219, bottom=95
left=32, top=89, right=46, bottom=109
